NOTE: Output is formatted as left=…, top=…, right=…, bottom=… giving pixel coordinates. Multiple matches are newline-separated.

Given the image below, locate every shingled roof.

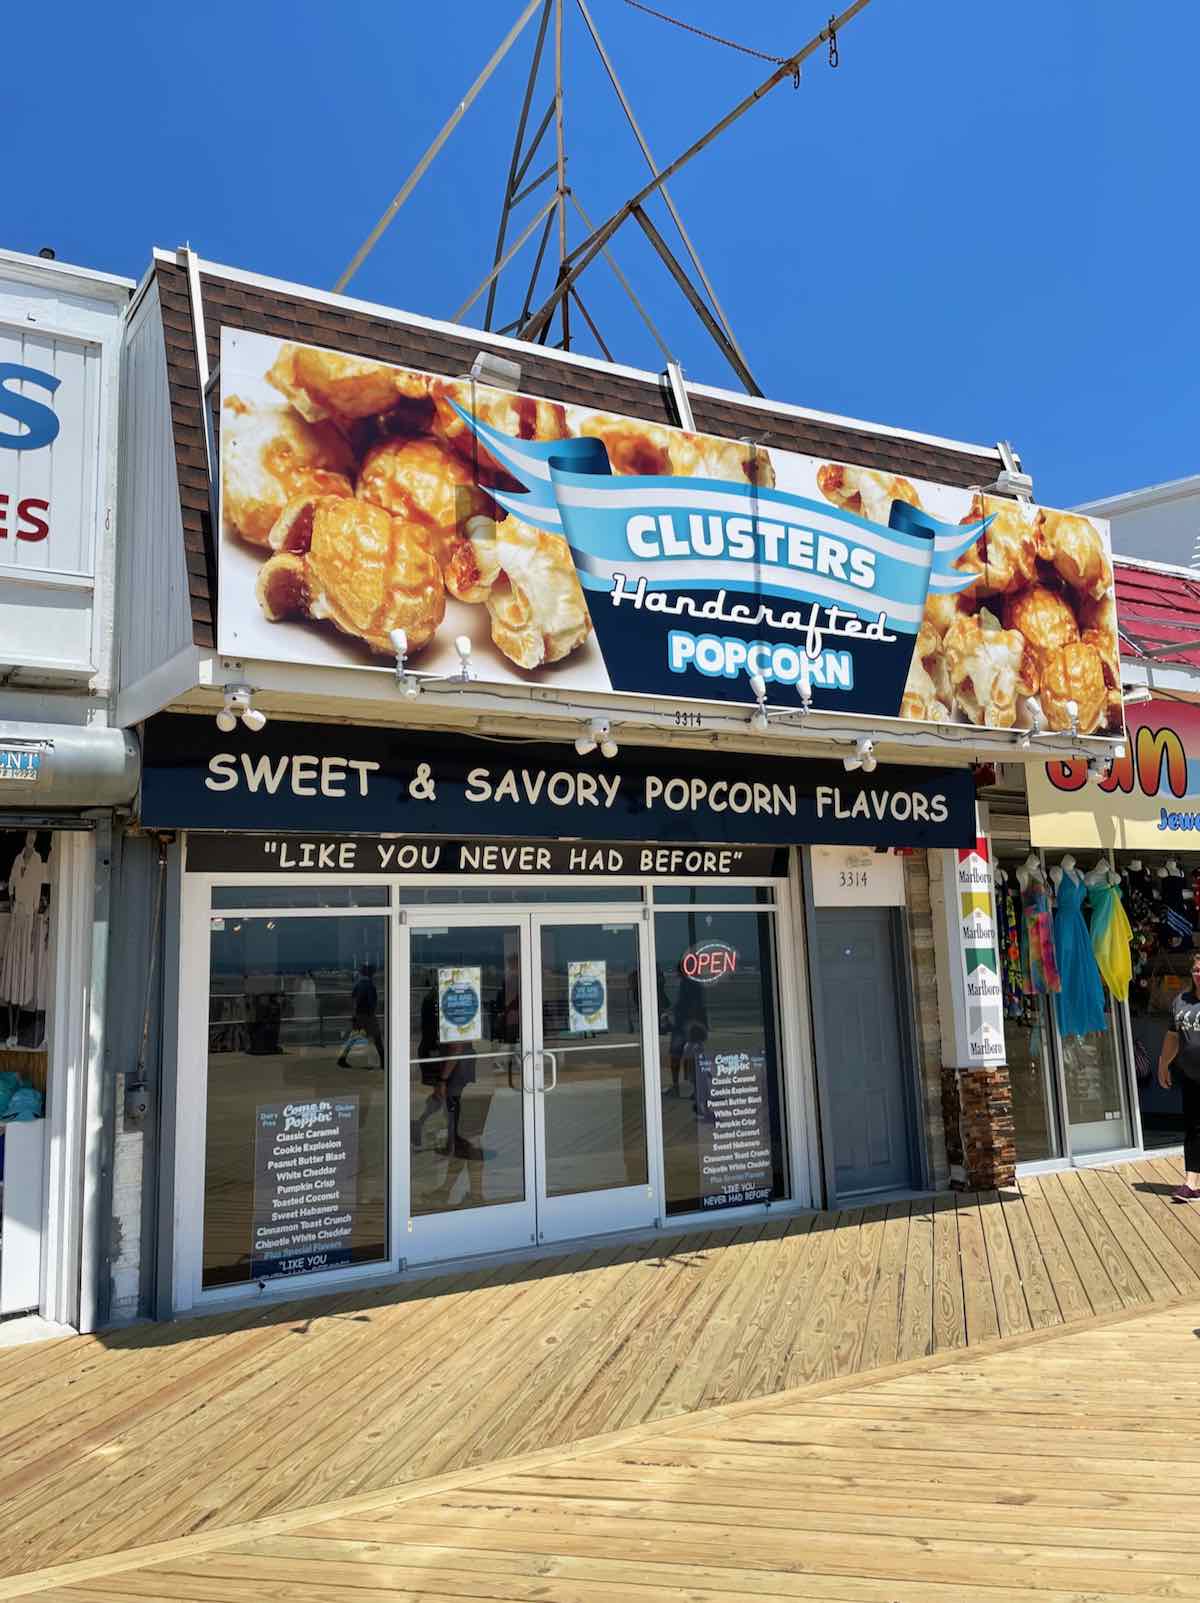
left=1114, top=558, right=1200, bottom=665
left=151, top=252, right=1005, bottom=651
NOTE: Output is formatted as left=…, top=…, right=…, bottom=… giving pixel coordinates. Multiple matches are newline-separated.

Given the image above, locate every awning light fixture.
left=216, top=684, right=267, bottom=733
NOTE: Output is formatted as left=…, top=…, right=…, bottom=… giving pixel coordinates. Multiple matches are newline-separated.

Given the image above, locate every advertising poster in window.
left=438, top=965, right=482, bottom=1043
left=216, top=328, right=1123, bottom=737
left=695, top=1049, right=775, bottom=1211
left=567, top=959, right=608, bottom=1033
left=251, top=1096, right=360, bottom=1280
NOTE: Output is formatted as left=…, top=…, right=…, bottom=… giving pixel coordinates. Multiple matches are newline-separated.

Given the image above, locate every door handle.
left=520, top=1050, right=537, bottom=1093
left=540, top=1049, right=558, bottom=1092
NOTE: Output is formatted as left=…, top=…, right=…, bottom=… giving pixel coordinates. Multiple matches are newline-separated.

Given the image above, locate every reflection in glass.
left=409, top=925, right=525, bottom=1216
left=652, top=886, right=774, bottom=906
left=538, top=922, right=649, bottom=1199
left=1004, top=998, right=1060, bottom=1163
left=398, top=887, right=642, bottom=905
left=203, top=914, right=389, bottom=1290
left=212, top=886, right=389, bottom=909
left=654, top=910, right=788, bottom=1215
left=1062, top=1003, right=1132, bottom=1156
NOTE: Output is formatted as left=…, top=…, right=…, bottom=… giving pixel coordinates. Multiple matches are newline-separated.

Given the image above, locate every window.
left=653, top=909, right=789, bottom=1214
left=203, top=913, right=390, bottom=1289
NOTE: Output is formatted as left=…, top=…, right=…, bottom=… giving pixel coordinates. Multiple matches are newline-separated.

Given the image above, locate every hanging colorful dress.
left=1020, top=876, right=1060, bottom=996
left=1086, top=879, right=1133, bottom=1002
left=997, top=882, right=1026, bottom=1016
left=1053, top=872, right=1107, bottom=1037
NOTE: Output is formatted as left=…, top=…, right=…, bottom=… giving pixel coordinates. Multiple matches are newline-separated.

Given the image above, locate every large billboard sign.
left=1030, top=700, right=1200, bottom=849
left=0, top=298, right=111, bottom=676
left=218, top=330, right=1122, bottom=737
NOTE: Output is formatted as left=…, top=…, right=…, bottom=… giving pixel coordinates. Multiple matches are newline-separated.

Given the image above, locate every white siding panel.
left=116, top=284, right=192, bottom=691
left=0, top=576, right=94, bottom=670
left=0, top=323, right=100, bottom=580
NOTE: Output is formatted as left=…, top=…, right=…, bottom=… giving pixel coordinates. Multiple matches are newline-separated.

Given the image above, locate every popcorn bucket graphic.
left=455, top=404, right=987, bottom=717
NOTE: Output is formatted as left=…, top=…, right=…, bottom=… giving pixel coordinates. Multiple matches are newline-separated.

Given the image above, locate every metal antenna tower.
left=334, top=0, right=874, bottom=395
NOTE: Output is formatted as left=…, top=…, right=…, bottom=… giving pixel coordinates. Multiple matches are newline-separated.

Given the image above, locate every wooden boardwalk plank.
left=896, top=1197, right=934, bottom=1360
left=1093, top=1164, right=1200, bottom=1293
left=1016, top=1174, right=1094, bottom=1322
left=1055, top=1168, right=1157, bottom=1305
left=952, top=1193, right=1001, bottom=1343
left=997, top=1186, right=1063, bottom=1330
left=974, top=1189, right=1033, bottom=1337
left=8, top=1157, right=1200, bottom=1594
left=781, top=1209, right=865, bottom=1386
left=1034, top=1169, right=1125, bottom=1315
left=830, top=1203, right=889, bottom=1376
left=857, top=1200, right=910, bottom=1371
left=930, top=1193, right=967, bottom=1352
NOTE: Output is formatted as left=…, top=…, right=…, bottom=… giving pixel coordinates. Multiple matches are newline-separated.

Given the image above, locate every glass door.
left=1060, top=1004, right=1135, bottom=1157
left=406, top=911, right=657, bottom=1260
left=407, top=916, right=537, bottom=1260
left=532, top=915, right=656, bottom=1244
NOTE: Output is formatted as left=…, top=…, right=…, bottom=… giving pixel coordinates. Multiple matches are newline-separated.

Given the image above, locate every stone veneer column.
left=940, top=1063, right=1017, bottom=1190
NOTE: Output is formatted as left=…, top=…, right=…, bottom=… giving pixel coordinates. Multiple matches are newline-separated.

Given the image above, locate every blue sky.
left=6, top=1, right=1192, bottom=507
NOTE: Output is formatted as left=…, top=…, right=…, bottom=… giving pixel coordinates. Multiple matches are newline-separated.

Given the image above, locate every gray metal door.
left=813, top=906, right=915, bottom=1198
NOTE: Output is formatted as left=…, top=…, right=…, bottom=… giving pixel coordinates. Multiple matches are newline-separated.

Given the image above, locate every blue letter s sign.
left=0, top=364, right=61, bottom=452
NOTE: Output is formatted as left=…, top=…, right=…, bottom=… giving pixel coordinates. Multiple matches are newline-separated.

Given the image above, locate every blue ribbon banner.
left=457, top=403, right=989, bottom=718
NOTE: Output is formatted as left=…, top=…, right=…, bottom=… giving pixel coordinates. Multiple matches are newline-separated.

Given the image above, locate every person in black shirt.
left=1158, top=956, right=1200, bottom=1200
left=336, top=963, right=385, bottom=1070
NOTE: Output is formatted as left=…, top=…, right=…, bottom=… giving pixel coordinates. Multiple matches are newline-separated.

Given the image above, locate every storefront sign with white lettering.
left=185, top=834, right=788, bottom=878
left=147, top=715, right=975, bottom=849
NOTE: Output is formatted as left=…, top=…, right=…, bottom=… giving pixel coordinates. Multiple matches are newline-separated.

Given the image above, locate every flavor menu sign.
left=251, top=1097, right=360, bottom=1280
left=696, top=1051, right=775, bottom=1210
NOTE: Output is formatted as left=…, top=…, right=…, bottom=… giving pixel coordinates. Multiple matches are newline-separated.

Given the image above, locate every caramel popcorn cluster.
left=816, top=465, right=1120, bottom=733
left=222, top=344, right=771, bottom=673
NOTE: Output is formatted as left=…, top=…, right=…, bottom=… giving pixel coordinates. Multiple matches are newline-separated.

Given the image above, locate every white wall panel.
left=114, top=282, right=192, bottom=691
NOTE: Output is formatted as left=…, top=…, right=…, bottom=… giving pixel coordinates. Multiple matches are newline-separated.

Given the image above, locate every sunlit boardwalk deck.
left=2, top=1155, right=1198, bottom=1598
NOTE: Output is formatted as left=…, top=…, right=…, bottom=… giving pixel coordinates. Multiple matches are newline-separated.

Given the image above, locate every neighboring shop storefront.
left=111, top=249, right=1122, bottom=1315
left=1024, top=694, right=1200, bottom=1167
left=0, top=247, right=137, bottom=1332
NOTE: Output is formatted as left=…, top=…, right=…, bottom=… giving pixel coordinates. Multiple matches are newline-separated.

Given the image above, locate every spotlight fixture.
left=575, top=717, right=618, bottom=759
left=390, top=627, right=476, bottom=695
left=1065, top=698, right=1080, bottom=736
left=454, top=634, right=476, bottom=681
left=843, top=737, right=877, bottom=774
left=749, top=672, right=770, bottom=734
left=215, top=684, right=266, bottom=733
left=469, top=351, right=522, bottom=391
left=1121, top=684, right=1153, bottom=706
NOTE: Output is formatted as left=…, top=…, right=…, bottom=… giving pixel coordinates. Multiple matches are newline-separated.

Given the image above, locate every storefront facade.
left=111, top=249, right=1123, bottom=1316
left=0, top=247, right=138, bottom=1333
left=1022, top=686, right=1200, bottom=1169
left=139, top=713, right=980, bottom=1310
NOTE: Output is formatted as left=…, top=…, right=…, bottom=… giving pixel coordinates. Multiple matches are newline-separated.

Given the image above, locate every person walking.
left=1157, top=954, right=1200, bottom=1201
left=337, top=962, right=385, bottom=1070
